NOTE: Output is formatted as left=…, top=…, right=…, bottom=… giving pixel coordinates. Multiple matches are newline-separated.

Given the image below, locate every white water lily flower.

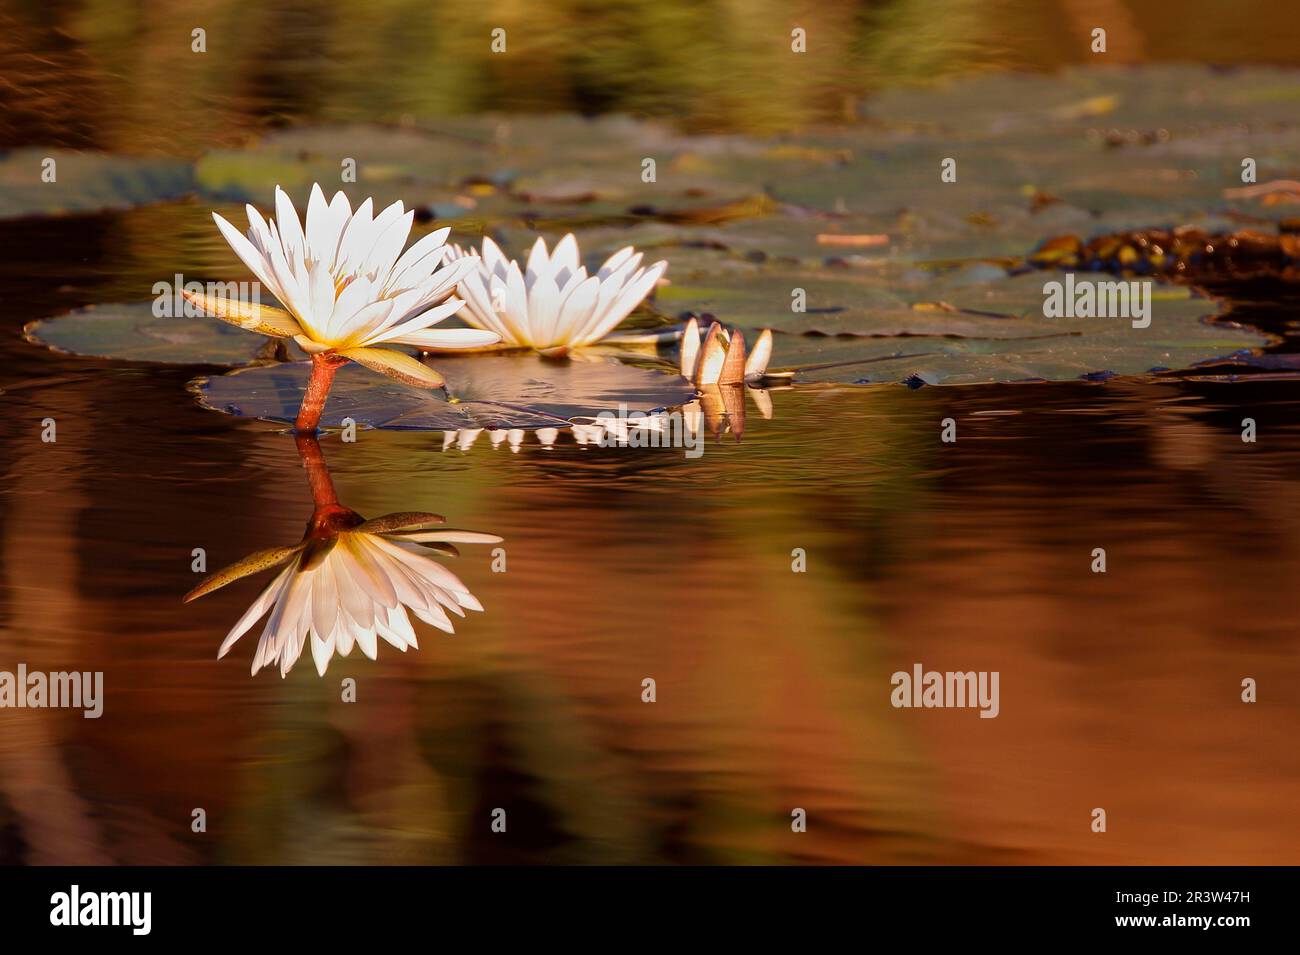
left=186, top=513, right=500, bottom=677
left=445, top=234, right=667, bottom=354
left=198, top=184, right=501, bottom=389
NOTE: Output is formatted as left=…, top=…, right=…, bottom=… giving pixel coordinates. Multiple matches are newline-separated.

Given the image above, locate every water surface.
left=2, top=204, right=1298, bottom=865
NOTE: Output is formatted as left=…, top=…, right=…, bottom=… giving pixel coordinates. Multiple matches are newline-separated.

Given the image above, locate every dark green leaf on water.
left=860, top=66, right=1300, bottom=139
left=662, top=269, right=1271, bottom=384
left=24, top=303, right=305, bottom=366
left=0, top=149, right=194, bottom=220
left=195, top=120, right=769, bottom=229
left=189, top=69, right=1300, bottom=261
left=195, top=125, right=498, bottom=212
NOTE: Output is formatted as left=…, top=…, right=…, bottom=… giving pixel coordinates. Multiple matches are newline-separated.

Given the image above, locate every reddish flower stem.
left=295, top=352, right=345, bottom=434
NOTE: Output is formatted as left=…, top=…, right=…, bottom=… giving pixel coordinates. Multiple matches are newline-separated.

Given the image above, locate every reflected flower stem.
left=294, top=433, right=365, bottom=544
left=295, top=352, right=348, bottom=434
left=295, top=432, right=339, bottom=511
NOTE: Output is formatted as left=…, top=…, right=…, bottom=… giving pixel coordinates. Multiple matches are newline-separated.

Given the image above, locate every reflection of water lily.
left=184, top=436, right=500, bottom=677
left=442, top=235, right=667, bottom=355
left=188, top=184, right=501, bottom=431
left=436, top=378, right=785, bottom=451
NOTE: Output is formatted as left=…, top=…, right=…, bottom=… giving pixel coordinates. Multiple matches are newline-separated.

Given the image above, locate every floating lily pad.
left=0, top=149, right=194, bottom=219
left=23, top=303, right=304, bottom=366
left=192, top=116, right=759, bottom=224
left=190, top=67, right=1300, bottom=258
left=198, top=119, right=782, bottom=229
left=760, top=67, right=1300, bottom=248
left=196, top=124, right=525, bottom=226
left=860, top=66, right=1300, bottom=140
left=662, top=269, right=1271, bottom=384
left=194, top=354, right=697, bottom=430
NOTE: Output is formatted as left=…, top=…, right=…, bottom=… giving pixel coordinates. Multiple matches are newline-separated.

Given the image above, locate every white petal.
left=502, top=265, right=533, bottom=346
left=553, top=275, right=600, bottom=344
left=334, top=197, right=375, bottom=274
left=310, top=630, right=335, bottom=676
left=550, top=233, right=580, bottom=274
left=364, top=208, right=415, bottom=283
left=218, top=564, right=295, bottom=658
left=274, top=186, right=305, bottom=262
left=212, top=213, right=283, bottom=302
left=388, top=227, right=452, bottom=288
left=525, top=236, right=552, bottom=283
left=745, top=328, right=773, bottom=378
left=680, top=317, right=701, bottom=378
left=582, top=261, right=665, bottom=344
left=393, top=327, right=502, bottom=349
left=597, top=246, right=637, bottom=279
left=525, top=273, right=562, bottom=348
left=481, top=236, right=509, bottom=275
left=455, top=272, right=511, bottom=340
left=360, top=297, right=465, bottom=347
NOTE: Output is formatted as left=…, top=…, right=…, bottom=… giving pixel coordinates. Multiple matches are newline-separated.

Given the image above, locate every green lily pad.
left=197, top=119, right=781, bottom=229
left=662, top=268, right=1271, bottom=384
left=194, top=354, right=697, bottom=430
left=189, top=67, right=1300, bottom=257
left=751, top=67, right=1300, bottom=249
left=0, top=149, right=194, bottom=219
left=23, top=303, right=304, bottom=366
left=196, top=124, right=520, bottom=223
left=860, top=66, right=1300, bottom=139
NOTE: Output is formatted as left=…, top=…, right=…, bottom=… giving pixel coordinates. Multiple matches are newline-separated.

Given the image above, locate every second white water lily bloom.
left=200, top=184, right=501, bottom=383
left=446, top=234, right=668, bottom=354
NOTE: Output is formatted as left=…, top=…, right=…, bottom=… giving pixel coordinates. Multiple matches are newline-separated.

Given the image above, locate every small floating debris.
left=816, top=233, right=890, bottom=248
left=1222, top=180, right=1300, bottom=204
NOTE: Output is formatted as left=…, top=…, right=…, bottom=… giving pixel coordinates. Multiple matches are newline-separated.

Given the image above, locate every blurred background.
left=4, top=0, right=1300, bottom=150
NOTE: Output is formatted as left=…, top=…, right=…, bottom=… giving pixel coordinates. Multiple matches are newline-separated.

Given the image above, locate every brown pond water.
left=2, top=205, right=1300, bottom=865
left=2, top=1, right=1300, bottom=865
